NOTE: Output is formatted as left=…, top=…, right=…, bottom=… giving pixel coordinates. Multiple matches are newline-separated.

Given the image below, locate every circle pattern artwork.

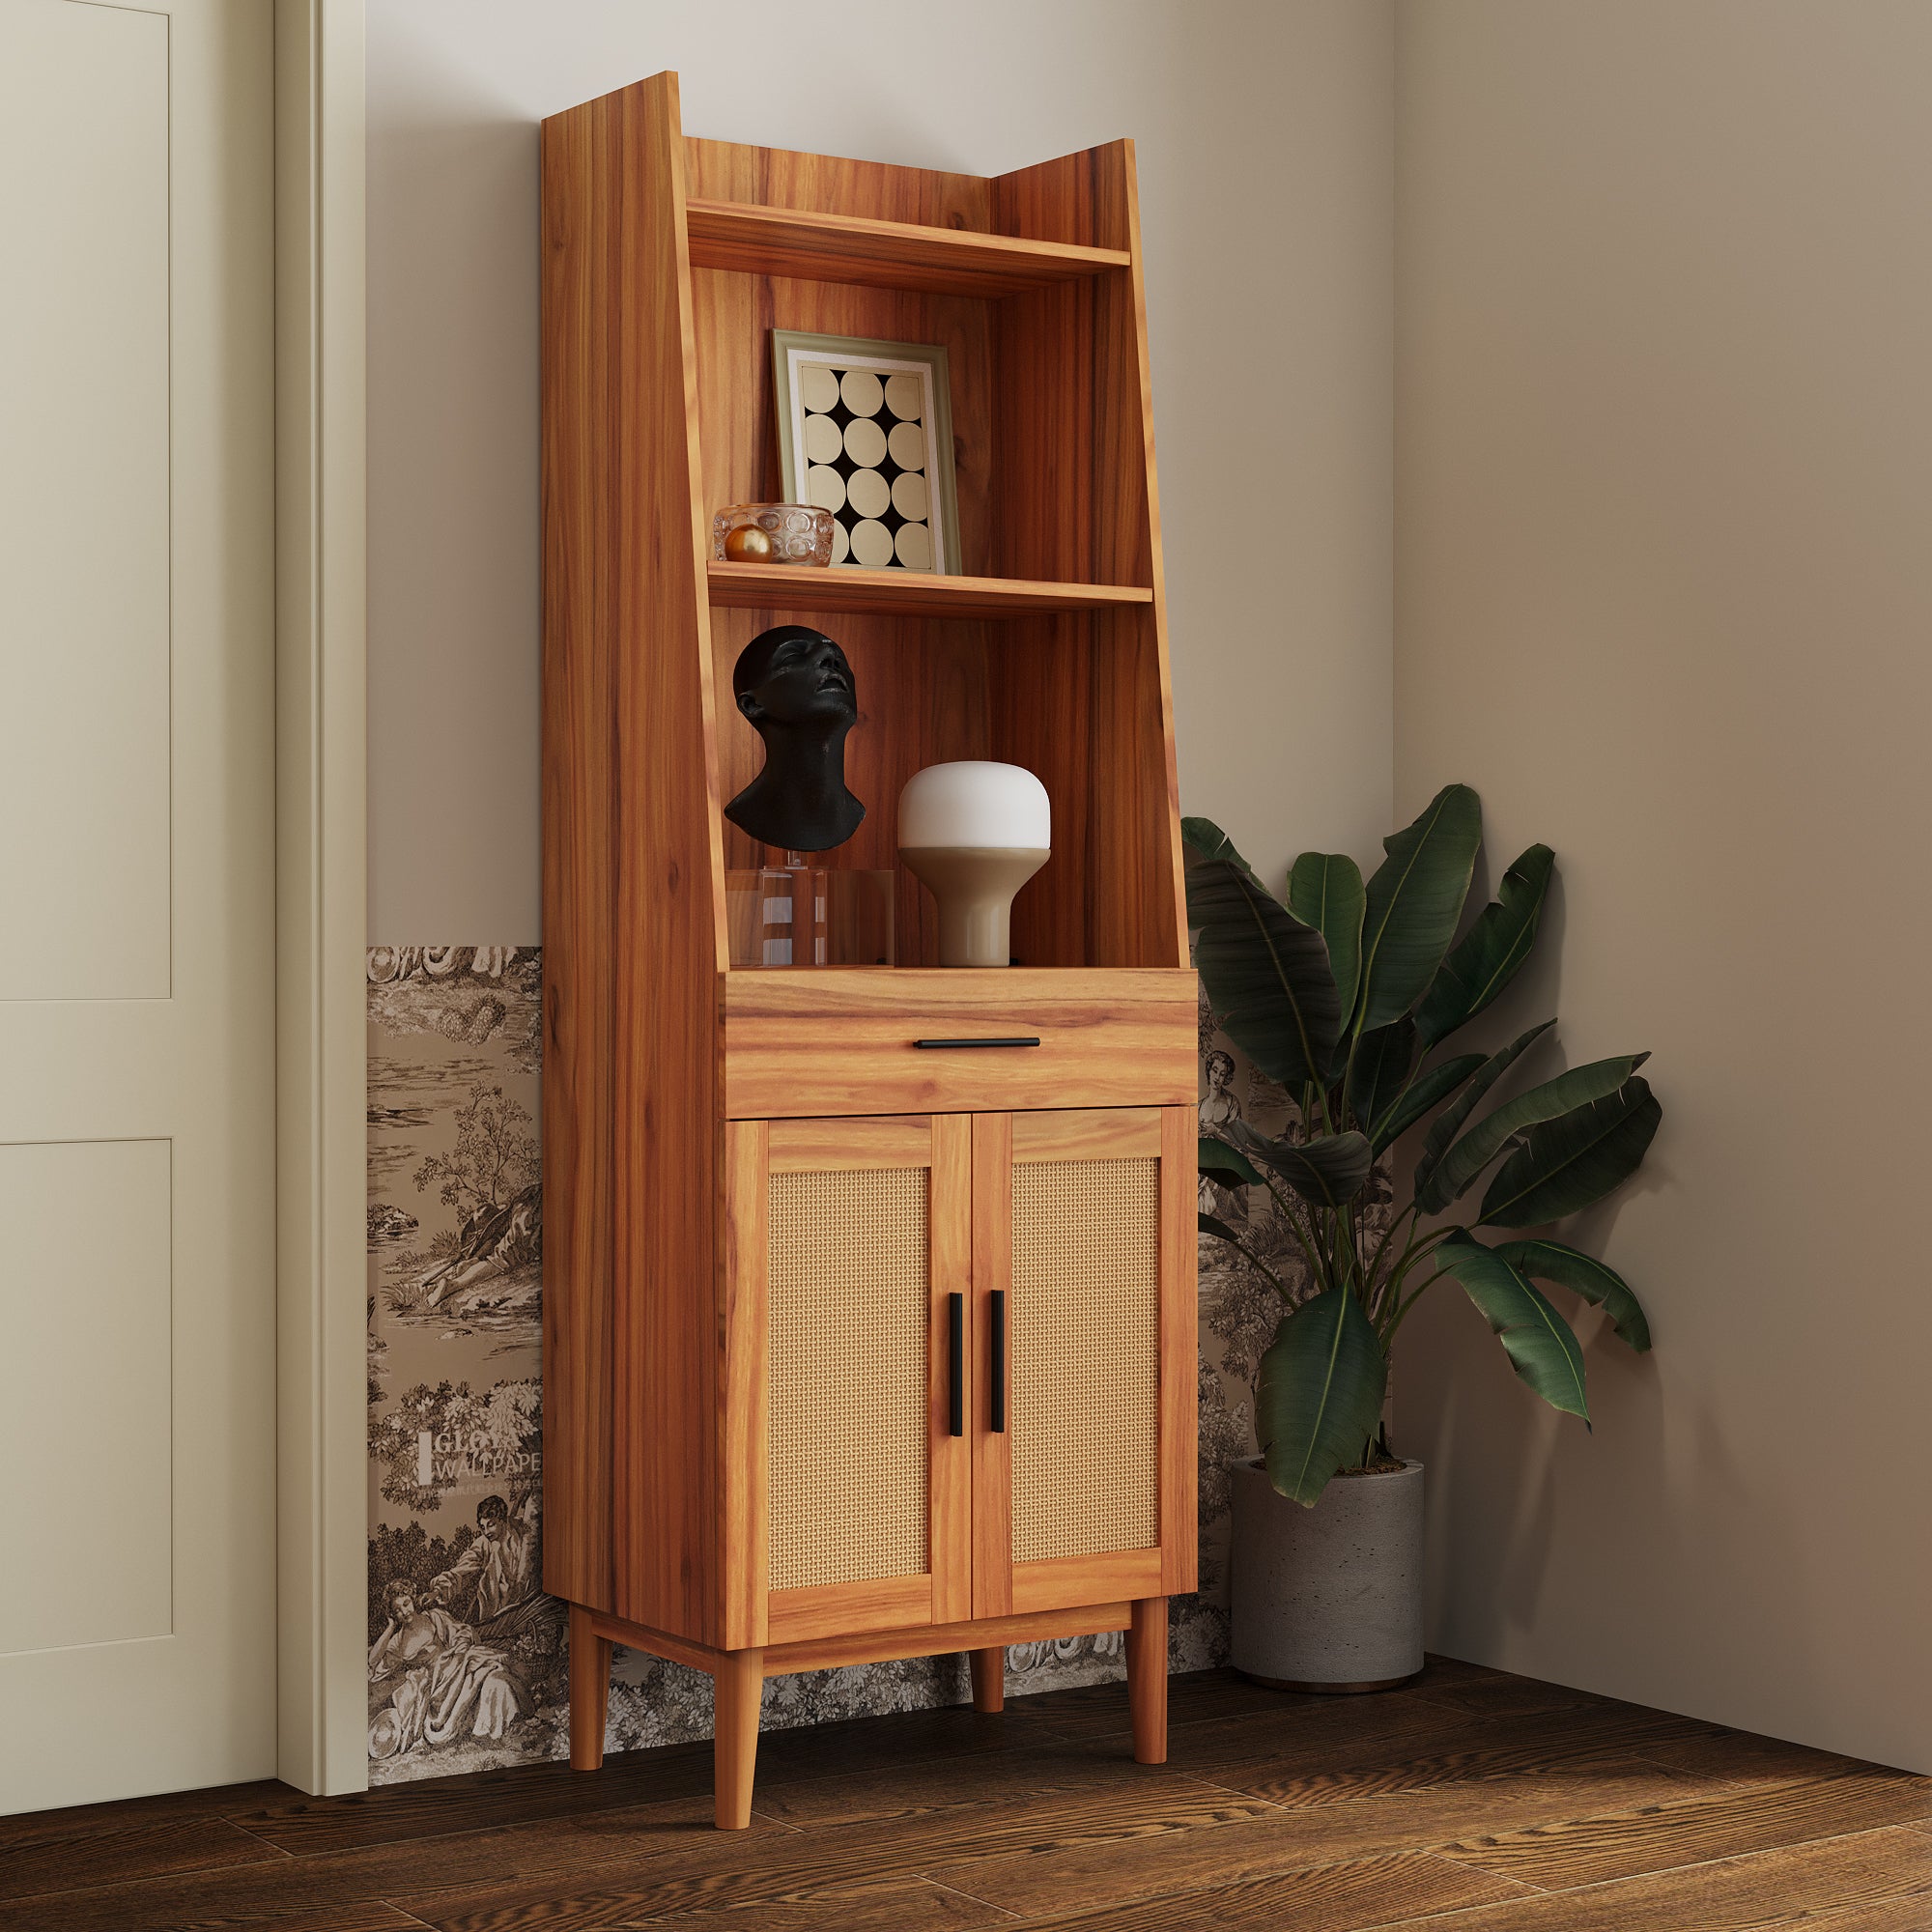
left=797, top=359, right=941, bottom=573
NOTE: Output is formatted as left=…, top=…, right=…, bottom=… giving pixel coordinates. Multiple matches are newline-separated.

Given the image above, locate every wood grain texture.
left=1372, top=1828, right=1932, bottom=1931
left=1438, top=1767, right=1932, bottom=1891
left=1010, top=1105, right=1163, bottom=1160
left=724, top=968, right=1197, bottom=1118
left=707, top=560, right=1152, bottom=616
left=1127, top=1596, right=1169, bottom=1766
left=538, top=89, right=616, bottom=1619
left=714, top=1648, right=763, bottom=1830
left=567, top=1604, right=612, bottom=1773
left=1157, top=1103, right=1199, bottom=1594
left=0, top=1813, right=278, bottom=1903
left=763, top=1602, right=1130, bottom=1676
left=685, top=136, right=994, bottom=233
left=718, top=1119, right=770, bottom=1650
left=928, top=1112, right=976, bottom=1627
left=11, top=1667, right=1930, bottom=1931
left=767, top=1575, right=937, bottom=1646
left=990, top=137, right=1185, bottom=973
left=541, top=71, right=728, bottom=1644
left=686, top=197, right=1130, bottom=295
left=969, top=1649, right=1005, bottom=1715
left=970, top=1111, right=1014, bottom=1620
left=765, top=1114, right=931, bottom=1170
left=1011, top=1548, right=1168, bottom=1615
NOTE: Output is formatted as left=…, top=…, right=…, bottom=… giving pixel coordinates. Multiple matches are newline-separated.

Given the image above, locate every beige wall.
left=1395, top=1, right=1932, bottom=1771
left=365, top=0, right=1394, bottom=940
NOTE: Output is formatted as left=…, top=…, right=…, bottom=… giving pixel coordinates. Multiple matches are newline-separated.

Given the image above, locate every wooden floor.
left=3, top=1659, right=1928, bottom=1931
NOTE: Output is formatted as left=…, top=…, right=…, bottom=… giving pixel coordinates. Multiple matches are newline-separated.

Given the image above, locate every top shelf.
left=684, top=198, right=1133, bottom=297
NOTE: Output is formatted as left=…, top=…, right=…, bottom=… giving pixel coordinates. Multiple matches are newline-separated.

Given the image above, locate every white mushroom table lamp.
left=897, top=761, right=1051, bottom=968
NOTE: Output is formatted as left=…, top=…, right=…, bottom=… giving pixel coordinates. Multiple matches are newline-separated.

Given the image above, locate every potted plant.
left=1188, top=784, right=1661, bottom=1690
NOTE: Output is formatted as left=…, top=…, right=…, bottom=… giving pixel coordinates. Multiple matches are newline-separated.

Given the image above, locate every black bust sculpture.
left=723, top=625, right=866, bottom=852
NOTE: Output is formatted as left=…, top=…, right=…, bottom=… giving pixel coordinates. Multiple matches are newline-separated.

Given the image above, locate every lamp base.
left=899, top=846, right=1049, bottom=967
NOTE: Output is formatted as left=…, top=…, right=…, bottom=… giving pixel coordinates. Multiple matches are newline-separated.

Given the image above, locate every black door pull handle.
left=948, top=1293, right=964, bottom=1436
left=990, top=1289, right=1007, bottom=1434
left=913, top=1037, right=1041, bottom=1049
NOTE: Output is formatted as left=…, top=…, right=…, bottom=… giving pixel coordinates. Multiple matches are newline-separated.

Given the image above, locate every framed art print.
left=772, top=330, right=962, bottom=575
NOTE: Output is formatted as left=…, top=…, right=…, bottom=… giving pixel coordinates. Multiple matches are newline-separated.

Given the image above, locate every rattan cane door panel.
left=973, top=1107, right=1196, bottom=1618
left=754, top=1115, right=973, bottom=1645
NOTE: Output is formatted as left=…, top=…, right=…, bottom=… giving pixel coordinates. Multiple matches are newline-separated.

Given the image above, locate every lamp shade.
left=897, top=761, right=1050, bottom=851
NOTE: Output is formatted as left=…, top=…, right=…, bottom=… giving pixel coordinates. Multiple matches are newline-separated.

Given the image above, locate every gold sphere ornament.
left=724, top=522, right=774, bottom=563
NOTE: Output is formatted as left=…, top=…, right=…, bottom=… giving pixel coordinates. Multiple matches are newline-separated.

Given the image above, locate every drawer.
left=722, top=967, right=1197, bottom=1120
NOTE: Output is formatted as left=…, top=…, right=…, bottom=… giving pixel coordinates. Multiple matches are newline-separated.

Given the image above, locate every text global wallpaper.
left=366, top=946, right=1307, bottom=1782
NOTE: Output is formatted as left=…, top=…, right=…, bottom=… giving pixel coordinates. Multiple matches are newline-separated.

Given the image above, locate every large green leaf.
left=1181, top=815, right=1258, bottom=880
left=1347, top=1020, right=1414, bottom=1139
left=1257, top=1287, right=1387, bottom=1505
left=1355, top=784, right=1484, bottom=1033
left=1288, top=852, right=1366, bottom=1026
left=1480, top=1077, right=1662, bottom=1227
left=1198, top=1135, right=1263, bottom=1189
left=1199, top=1211, right=1241, bottom=1244
left=1186, top=860, right=1341, bottom=1090
left=1426, top=1053, right=1650, bottom=1209
left=1370, top=1051, right=1486, bottom=1154
left=1492, top=1239, right=1652, bottom=1351
left=1433, top=1231, right=1589, bottom=1420
left=1242, top=1126, right=1375, bottom=1209
left=1413, top=1020, right=1555, bottom=1210
left=1416, top=843, right=1555, bottom=1048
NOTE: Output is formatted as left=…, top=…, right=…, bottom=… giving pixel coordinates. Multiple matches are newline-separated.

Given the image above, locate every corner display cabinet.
left=541, top=71, right=1198, bottom=1829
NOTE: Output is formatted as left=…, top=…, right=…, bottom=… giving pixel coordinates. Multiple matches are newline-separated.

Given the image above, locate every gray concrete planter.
left=1229, top=1457, right=1424, bottom=1692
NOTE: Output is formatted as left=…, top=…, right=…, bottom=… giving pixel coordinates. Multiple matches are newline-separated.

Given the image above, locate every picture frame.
left=772, top=329, right=962, bottom=575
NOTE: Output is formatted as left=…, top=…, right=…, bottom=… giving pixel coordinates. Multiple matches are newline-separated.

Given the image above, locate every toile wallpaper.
left=366, top=944, right=1312, bottom=1783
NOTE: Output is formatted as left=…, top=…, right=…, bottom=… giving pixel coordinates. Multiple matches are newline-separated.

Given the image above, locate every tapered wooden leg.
left=713, top=1647, right=763, bottom=1830
left=1126, top=1596, right=1168, bottom=1765
left=969, top=1646, right=1005, bottom=1714
left=568, top=1604, right=612, bottom=1772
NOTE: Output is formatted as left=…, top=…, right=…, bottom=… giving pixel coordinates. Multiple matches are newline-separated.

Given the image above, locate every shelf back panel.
left=687, top=135, right=995, bottom=234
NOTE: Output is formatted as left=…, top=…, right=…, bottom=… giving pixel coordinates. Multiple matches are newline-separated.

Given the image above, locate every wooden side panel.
left=540, top=71, right=728, bottom=1643
left=992, top=140, right=1185, bottom=971
left=719, top=1120, right=769, bottom=1650
left=538, top=99, right=616, bottom=1613
left=684, top=136, right=994, bottom=232
left=971, top=1112, right=1013, bottom=1620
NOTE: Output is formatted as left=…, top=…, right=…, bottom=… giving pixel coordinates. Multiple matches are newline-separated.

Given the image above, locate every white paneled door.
left=0, top=0, right=276, bottom=1810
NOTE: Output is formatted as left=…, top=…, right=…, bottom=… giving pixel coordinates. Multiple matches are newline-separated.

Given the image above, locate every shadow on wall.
left=365, top=945, right=1244, bottom=1784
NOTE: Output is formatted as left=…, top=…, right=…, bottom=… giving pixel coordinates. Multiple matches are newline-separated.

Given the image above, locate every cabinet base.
left=566, top=1596, right=1172, bottom=1827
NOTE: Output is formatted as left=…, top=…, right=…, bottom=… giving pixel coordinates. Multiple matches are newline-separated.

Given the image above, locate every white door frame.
left=274, top=0, right=368, bottom=1797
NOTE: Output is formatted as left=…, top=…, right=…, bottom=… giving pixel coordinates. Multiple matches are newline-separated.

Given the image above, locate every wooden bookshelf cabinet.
left=541, top=71, right=1197, bottom=1828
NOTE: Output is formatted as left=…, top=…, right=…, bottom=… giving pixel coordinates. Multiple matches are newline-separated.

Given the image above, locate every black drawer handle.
left=948, top=1293, right=964, bottom=1437
left=990, top=1289, right=1007, bottom=1434
left=913, top=1037, right=1041, bottom=1050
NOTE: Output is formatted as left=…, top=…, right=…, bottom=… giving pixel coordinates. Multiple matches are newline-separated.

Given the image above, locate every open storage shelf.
left=706, top=562, right=1152, bottom=618
left=685, top=197, right=1132, bottom=296
left=543, top=73, right=1188, bottom=972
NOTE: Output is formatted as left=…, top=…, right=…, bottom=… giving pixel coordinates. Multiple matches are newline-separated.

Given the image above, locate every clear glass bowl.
left=712, top=503, right=835, bottom=566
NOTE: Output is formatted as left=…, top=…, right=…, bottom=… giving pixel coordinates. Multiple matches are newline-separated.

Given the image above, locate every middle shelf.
left=707, top=562, right=1153, bottom=619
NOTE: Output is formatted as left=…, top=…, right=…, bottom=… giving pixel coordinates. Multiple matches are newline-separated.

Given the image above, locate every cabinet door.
left=723, top=1114, right=973, bottom=1647
left=972, top=1107, right=1197, bottom=1619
